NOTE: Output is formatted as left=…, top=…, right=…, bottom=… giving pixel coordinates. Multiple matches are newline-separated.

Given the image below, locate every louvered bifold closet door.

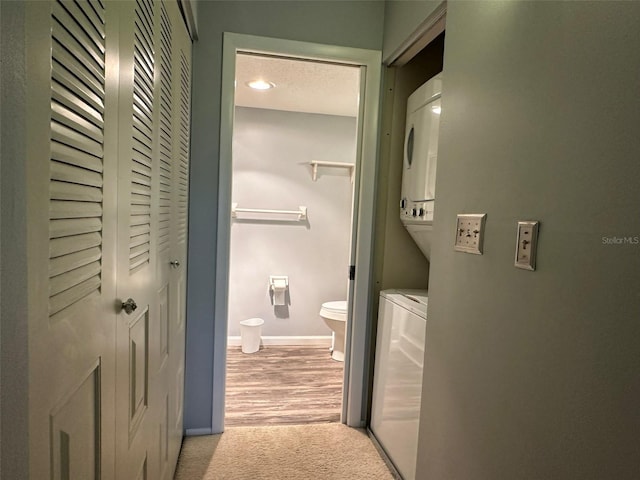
left=154, top=3, right=174, bottom=479
left=114, top=0, right=164, bottom=478
left=28, top=0, right=117, bottom=478
left=167, top=6, right=193, bottom=473
left=27, top=0, right=191, bottom=478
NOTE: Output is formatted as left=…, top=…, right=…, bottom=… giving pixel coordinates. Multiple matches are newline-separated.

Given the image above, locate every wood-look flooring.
left=225, top=346, right=344, bottom=427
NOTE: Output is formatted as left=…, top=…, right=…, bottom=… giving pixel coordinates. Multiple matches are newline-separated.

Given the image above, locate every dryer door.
left=402, top=96, right=441, bottom=203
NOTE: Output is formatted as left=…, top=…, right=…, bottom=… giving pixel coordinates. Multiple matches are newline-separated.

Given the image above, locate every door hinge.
left=348, top=265, right=356, bottom=280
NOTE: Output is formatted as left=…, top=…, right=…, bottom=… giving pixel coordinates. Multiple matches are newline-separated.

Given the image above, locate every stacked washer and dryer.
left=370, top=74, right=442, bottom=480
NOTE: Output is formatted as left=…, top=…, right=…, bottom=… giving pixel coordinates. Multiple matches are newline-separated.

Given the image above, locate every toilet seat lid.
left=322, top=300, right=347, bottom=314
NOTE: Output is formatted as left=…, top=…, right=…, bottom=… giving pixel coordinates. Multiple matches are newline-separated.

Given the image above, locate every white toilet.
left=320, top=300, right=347, bottom=361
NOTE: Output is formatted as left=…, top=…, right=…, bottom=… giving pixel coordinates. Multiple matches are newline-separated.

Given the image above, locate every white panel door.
left=154, top=3, right=175, bottom=478
left=27, top=1, right=117, bottom=478
left=148, top=2, right=192, bottom=477
left=114, top=0, right=161, bottom=477
left=168, top=29, right=192, bottom=472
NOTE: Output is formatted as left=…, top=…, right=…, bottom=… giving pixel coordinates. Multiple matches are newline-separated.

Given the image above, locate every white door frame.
left=212, top=32, right=381, bottom=433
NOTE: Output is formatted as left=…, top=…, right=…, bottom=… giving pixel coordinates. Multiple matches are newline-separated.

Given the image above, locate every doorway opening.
left=213, top=33, right=381, bottom=433
left=225, top=53, right=360, bottom=426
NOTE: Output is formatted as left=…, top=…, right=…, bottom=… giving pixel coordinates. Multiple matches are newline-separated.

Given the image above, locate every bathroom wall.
left=228, top=107, right=356, bottom=338
left=417, top=2, right=640, bottom=479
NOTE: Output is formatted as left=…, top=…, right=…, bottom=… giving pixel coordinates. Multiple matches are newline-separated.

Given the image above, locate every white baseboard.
left=227, top=335, right=332, bottom=347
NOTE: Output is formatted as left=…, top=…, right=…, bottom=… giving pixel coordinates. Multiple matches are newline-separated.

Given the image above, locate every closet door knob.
left=121, top=298, right=138, bottom=315
left=170, top=260, right=181, bottom=268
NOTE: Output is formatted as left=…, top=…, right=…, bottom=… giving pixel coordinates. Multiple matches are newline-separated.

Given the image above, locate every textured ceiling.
left=234, top=53, right=361, bottom=118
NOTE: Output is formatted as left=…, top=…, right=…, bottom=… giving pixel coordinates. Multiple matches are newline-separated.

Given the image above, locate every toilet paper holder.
left=269, top=275, right=289, bottom=291
left=269, top=275, right=289, bottom=306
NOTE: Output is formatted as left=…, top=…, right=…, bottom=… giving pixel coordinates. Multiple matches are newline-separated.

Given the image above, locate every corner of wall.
left=0, top=1, right=30, bottom=477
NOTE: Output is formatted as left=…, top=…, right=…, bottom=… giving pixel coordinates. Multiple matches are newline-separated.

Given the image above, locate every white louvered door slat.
left=129, top=0, right=155, bottom=275
left=48, top=0, right=106, bottom=319
left=158, top=3, right=173, bottom=254
left=177, top=52, right=190, bottom=246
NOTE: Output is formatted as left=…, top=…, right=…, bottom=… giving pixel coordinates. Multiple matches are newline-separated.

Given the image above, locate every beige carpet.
left=174, top=423, right=396, bottom=480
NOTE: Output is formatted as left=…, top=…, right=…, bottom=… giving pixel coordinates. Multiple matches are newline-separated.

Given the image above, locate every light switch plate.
left=515, top=221, right=539, bottom=270
left=454, top=214, right=487, bottom=254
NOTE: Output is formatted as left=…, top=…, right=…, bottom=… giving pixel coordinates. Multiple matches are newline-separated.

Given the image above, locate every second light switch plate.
left=454, top=214, right=487, bottom=254
left=515, top=221, right=539, bottom=270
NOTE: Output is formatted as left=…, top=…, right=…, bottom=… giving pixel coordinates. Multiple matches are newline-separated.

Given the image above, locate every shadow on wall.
left=270, top=289, right=291, bottom=319
left=232, top=218, right=311, bottom=230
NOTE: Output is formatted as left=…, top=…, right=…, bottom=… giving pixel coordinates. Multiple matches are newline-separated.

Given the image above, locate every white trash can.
left=239, top=318, right=264, bottom=354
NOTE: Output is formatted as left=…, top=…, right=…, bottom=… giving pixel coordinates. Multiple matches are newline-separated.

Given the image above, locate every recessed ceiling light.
left=247, top=79, right=275, bottom=91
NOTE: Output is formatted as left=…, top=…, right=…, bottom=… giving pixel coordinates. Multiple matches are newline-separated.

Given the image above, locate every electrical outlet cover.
left=454, top=214, right=487, bottom=254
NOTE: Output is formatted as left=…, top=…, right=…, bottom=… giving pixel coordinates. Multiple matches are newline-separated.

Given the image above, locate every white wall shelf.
left=310, top=160, right=355, bottom=183
left=231, top=203, right=307, bottom=221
